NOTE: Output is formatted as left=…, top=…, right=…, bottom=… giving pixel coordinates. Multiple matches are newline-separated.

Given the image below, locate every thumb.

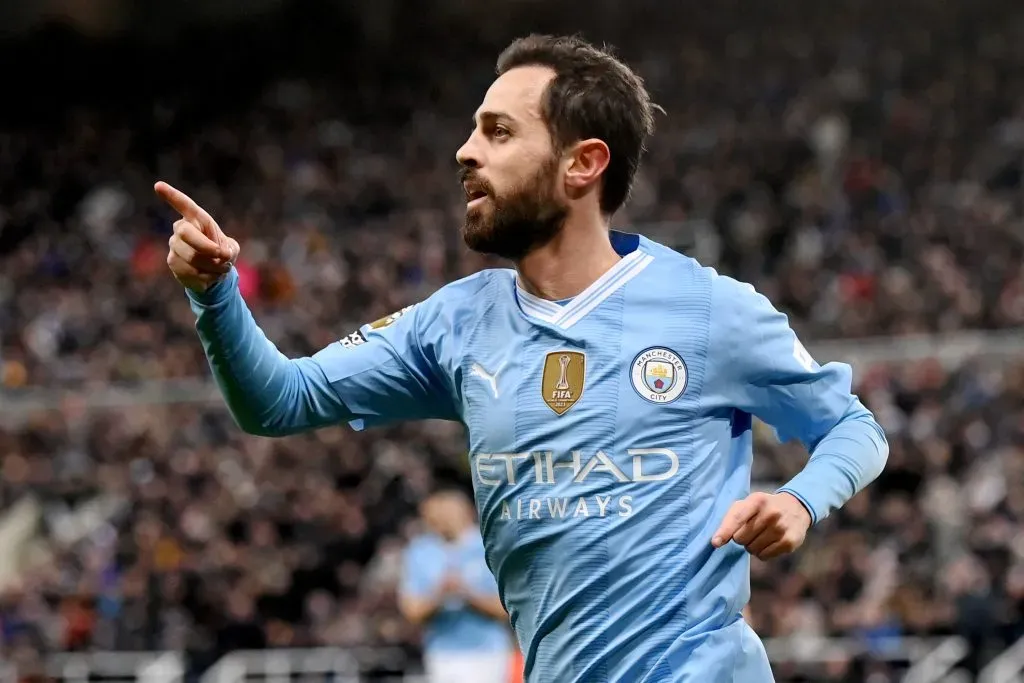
left=225, top=237, right=240, bottom=263
left=209, top=232, right=237, bottom=262
left=712, top=497, right=760, bottom=548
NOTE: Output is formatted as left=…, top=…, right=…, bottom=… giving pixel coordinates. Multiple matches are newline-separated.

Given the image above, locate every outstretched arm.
left=159, top=182, right=456, bottom=437
left=187, top=271, right=353, bottom=436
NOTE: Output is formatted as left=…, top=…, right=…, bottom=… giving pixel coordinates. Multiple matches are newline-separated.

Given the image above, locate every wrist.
left=186, top=269, right=237, bottom=305
left=777, top=489, right=815, bottom=528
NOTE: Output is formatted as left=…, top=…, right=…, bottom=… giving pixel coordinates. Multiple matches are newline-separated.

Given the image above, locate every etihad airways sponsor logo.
left=472, top=448, right=678, bottom=485
left=471, top=448, right=679, bottom=521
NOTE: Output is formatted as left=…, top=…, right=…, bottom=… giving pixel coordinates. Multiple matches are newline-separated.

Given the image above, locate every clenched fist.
left=711, top=491, right=812, bottom=561
left=155, top=181, right=240, bottom=293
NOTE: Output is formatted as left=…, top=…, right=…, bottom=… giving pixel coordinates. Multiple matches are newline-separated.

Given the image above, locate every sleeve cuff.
left=185, top=268, right=239, bottom=307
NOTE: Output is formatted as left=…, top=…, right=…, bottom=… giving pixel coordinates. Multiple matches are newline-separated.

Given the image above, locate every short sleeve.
left=463, top=541, right=500, bottom=597
left=401, top=541, right=439, bottom=599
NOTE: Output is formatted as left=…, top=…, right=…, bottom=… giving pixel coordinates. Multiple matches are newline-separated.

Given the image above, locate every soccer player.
left=157, top=34, right=889, bottom=683
left=400, top=490, right=513, bottom=683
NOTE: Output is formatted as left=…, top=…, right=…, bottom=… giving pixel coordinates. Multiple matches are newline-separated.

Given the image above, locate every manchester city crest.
left=630, top=347, right=687, bottom=403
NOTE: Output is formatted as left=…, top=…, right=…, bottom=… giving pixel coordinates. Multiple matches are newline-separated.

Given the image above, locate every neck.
left=516, top=213, right=620, bottom=301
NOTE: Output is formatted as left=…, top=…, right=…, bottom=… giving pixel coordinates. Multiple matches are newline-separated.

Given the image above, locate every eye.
left=492, top=126, right=511, bottom=140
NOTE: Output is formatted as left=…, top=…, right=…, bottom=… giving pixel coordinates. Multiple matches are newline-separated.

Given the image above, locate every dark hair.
left=496, top=34, right=658, bottom=215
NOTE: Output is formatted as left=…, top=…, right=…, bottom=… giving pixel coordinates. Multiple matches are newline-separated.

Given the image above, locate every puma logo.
left=470, top=361, right=507, bottom=399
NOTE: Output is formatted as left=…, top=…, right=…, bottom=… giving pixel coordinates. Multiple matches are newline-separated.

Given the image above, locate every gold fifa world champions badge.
left=541, top=351, right=586, bottom=415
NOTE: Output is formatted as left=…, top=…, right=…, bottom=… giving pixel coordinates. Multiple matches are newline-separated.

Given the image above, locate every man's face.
left=419, top=499, right=444, bottom=536
left=456, top=65, right=569, bottom=261
left=420, top=496, right=465, bottom=540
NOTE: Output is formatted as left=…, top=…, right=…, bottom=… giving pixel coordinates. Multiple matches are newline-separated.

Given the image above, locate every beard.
left=459, top=156, right=568, bottom=261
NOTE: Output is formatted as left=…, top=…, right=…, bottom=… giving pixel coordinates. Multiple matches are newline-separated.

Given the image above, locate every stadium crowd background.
left=2, top=0, right=1024, bottom=681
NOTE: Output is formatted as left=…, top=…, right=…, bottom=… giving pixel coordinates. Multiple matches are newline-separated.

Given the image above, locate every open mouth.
left=465, top=187, right=489, bottom=207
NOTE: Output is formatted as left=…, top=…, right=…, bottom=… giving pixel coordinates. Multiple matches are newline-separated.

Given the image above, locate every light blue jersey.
left=187, top=231, right=888, bottom=682
left=401, top=531, right=511, bottom=653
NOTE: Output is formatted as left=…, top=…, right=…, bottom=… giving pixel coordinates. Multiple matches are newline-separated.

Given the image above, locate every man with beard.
left=157, top=34, right=888, bottom=683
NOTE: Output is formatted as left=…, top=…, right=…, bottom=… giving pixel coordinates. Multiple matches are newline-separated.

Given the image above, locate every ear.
left=563, top=138, right=610, bottom=195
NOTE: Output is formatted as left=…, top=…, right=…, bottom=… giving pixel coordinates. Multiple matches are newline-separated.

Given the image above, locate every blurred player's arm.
left=400, top=575, right=506, bottom=625
left=707, top=275, right=889, bottom=526
left=398, top=549, right=451, bottom=627
left=399, top=592, right=447, bottom=627
left=462, top=590, right=508, bottom=621
left=158, top=183, right=456, bottom=437
left=461, top=547, right=508, bottom=621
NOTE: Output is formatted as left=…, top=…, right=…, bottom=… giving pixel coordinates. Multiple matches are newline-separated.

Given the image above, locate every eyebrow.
left=472, top=110, right=515, bottom=127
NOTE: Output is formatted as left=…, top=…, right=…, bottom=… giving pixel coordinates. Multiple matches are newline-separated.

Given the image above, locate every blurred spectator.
left=399, top=490, right=513, bottom=683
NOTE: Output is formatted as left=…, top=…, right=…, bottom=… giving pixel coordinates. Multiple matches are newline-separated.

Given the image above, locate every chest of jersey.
left=456, top=285, right=706, bottom=461
left=452, top=279, right=715, bottom=540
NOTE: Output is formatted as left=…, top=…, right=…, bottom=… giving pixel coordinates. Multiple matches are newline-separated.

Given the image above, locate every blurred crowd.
left=2, top=0, right=1024, bottom=681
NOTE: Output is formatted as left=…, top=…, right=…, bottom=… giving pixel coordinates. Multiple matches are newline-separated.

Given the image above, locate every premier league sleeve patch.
left=368, top=304, right=416, bottom=330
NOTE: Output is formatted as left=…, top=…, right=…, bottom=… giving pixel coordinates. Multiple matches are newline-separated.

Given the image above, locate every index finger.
left=154, top=181, right=218, bottom=230
left=712, top=499, right=760, bottom=548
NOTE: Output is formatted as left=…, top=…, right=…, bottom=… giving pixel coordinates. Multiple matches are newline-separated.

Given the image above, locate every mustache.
left=457, top=167, right=493, bottom=193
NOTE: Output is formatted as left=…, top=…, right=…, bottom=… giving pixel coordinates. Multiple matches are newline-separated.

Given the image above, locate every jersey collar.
left=515, top=231, right=654, bottom=329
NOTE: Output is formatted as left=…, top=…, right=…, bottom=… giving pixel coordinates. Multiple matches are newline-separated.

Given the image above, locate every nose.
left=456, top=133, right=481, bottom=169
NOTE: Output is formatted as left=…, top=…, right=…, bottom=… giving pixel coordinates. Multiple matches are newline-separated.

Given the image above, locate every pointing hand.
left=155, top=181, right=239, bottom=293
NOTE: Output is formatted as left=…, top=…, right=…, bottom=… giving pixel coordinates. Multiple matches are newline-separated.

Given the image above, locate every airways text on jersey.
left=471, top=447, right=680, bottom=521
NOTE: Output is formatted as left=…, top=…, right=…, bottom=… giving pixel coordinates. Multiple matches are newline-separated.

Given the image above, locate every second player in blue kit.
left=159, top=34, right=889, bottom=683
